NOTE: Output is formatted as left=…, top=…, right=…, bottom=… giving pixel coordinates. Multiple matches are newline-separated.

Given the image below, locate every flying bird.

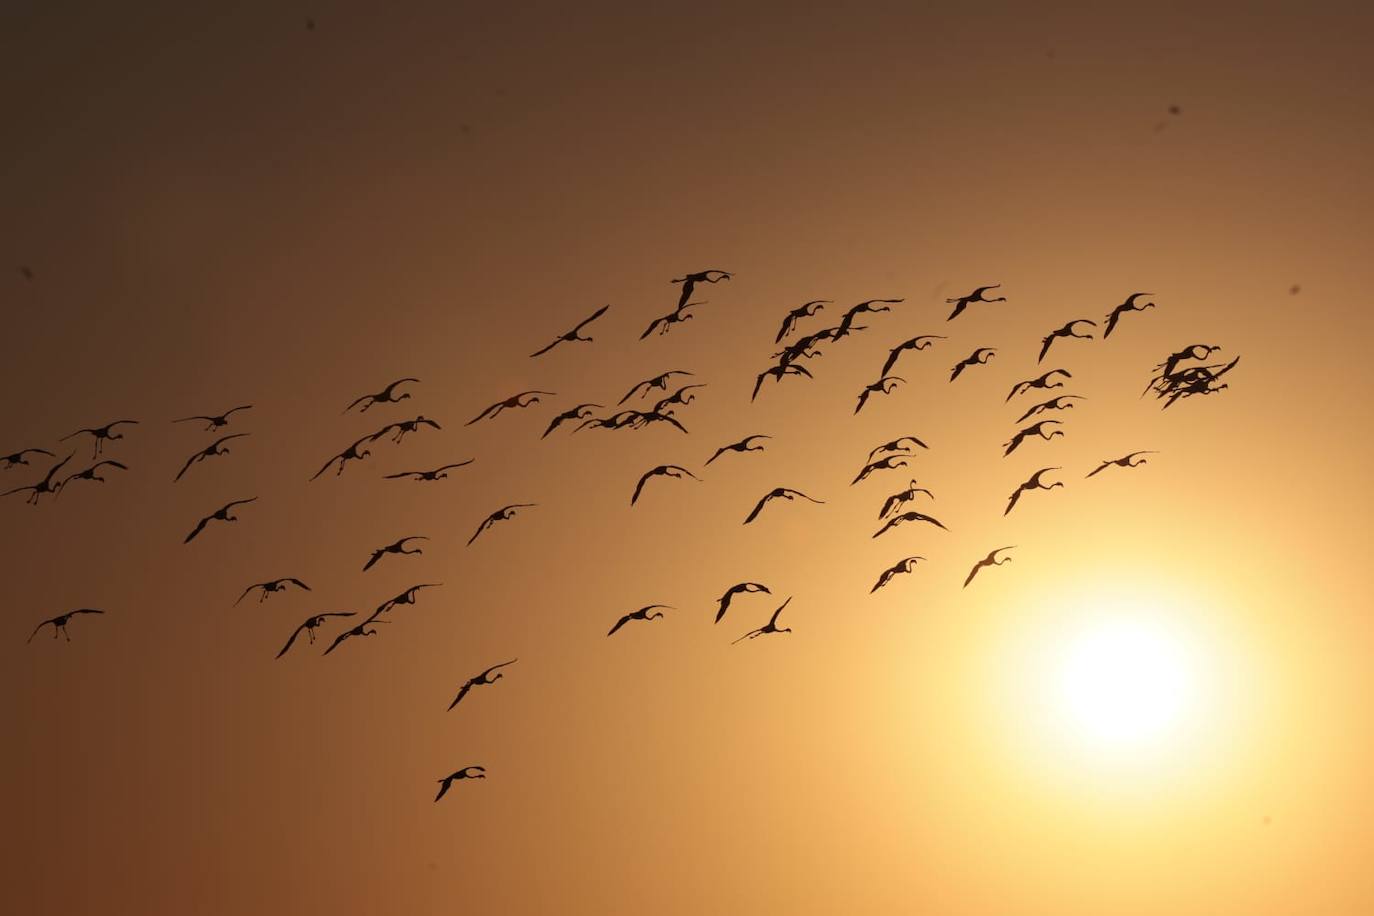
left=867, top=436, right=929, bottom=462
left=384, top=460, right=474, bottom=481
left=641, top=302, right=698, bottom=339
left=1087, top=451, right=1157, bottom=477
left=743, top=487, right=825, bottom=525
left=878, top=479, right=935, bottom=520
left=618, top=371, right=693, bottom=405
left=184, top=497, right=257, bottom=544
left=964, top=547, right=1015, bottom=588
left=671, top=269, right=732, bottom=311
left=376, top=583, right=442, bottom=614
left=851, top=454, right=909, bottom=485
left=732, top=596, right=793, bottom=644
left=871, top=557, right=925, bottom=594
left=1004, top=467, right=1063, bottom=515
left=530, top=304, right=610, bottom=357
left=363, top=536, right=428, bottom=571
left=447, top=659, right=518, bottom=710
left=652, top=384, right=707, bottom=414
left=1102, top=293, right=1154, bottom=338
left=27, top=608, right=104, bottom=643
left=61, top=420, right=138, bottom=457
left=236, top=578, right=311, bottom=605
left=345, top=378, right=419, bottom=413
left=1, top=447, right=55, bottom=469
left=752, top=362, right=812, bottom=401
left=945, top=285, right=1005, bottom=321
left=468, top=504, right=535, bottom=546
left=855, top=376, right=905, bottom=414
left=839, top=298, right=903, bottom=332
left=466, top=391, right=554, bottom=425
left=173, top=405, right=253, bottom=431
left=1038, top=319, right=1096, bottom=363
left=368, top=415, right=441, bottom=444
left=775, top=300, right=829, bottom=343
left=714, top=582, right=770, bottom=624
left=59, top=460, right=129, bottom=494
left=542, top=403, right=602, bottom=439
left=1006, top=369, right=1072, bottom=402
left=631, top=464, right=700, bottom=506
left=174, top=434, right=248, bottom=482
left=1147, top=344, right=1222, bottom=390
left=607, top=604, right=672, bottom=636
left=1015, top=395, right=1083, bottom=424
left=322, top=612, right=388, bottom=656
left=1003, top=420, right=1064, bottom=457
left=706, top=434, right=770, bottom=465
left=880, top=335, right=946, bottom=377
left=276, top=611, right=355, bottom=658
left=1, top=453, right=72, bottom=505
left=949, top=347, right=996, bottom=382
left=434, top=766, right=487, bottom=801
left=310, top=434, right=374, bottom=480
left=872, top=510, right=948, bottom=538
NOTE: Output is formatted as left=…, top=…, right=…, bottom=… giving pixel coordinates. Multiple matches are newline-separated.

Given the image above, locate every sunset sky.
left=5, top=3, right=1374, bottom=913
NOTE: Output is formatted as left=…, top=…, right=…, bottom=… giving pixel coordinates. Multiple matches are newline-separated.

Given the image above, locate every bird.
left=880, top=335, right=946, bottom=377
left=530, top=304, right=610, bottom=356
left=1004, top=467, right=1063, bottom=515
left=872, top=510, right=948, bottom=538
left=173, top=405, right=253, bottom=431
left=652, top=383, right=707, bottom=413
left=1037, top=319, right=1096, bottom=363
left=855, top=376, right=905, bottom=414
left=732, top=596, right=793, bottom=644
left=27, top=608, right=105, bottom=643
left=949, top=347, right=996, bottom=381
left=1102, top=293, right=1154, bottom=338
left=714, top=582, right=770, bottom=624
left=376, top=583, right=442, bottom=614
left=878, top=479, right=935, bottom=519
left=384, top=460, right=474, bottom=481
left=706, top=434, right=770, bottom=465
left=1145, top=344, right=1222, bottom=392
left=839, top=298, right=903, bottom=332
left=743, top=488, right=825, bottom=524
left=61, top=420, right=138, bottom=457
left=444, top=658, right=520, bottom=711
left=184, top=498, right=257, bottom=544
left=633, top=409, right=690, bottom=434
left=345, top=378, right=420, bottom=413
left=310, top=434, right=374, bottom=480
left=867, top=436, right=929, bottom=462
left=1015, top=395, right=1083, bottom=424
left=236, top=578, right=311, bottom=605
left=851, top=454, right=909, bottom=485
left=468, top=504, right=535, bottom=546
left=752, top=362, right=812, bottom=401
left=641, top=301, right=698, bottom=339
left=964, top=547, right=1015, bottom=588
left=945, top=285, right=1005, bottom=321
left=542, top=403, right=603, bottom=438
left=618, top=371, right=693, bottom=405
left=1, top=447, right=55, bottom=469
left=322, top=611, right=389, bottom=656
left=466, top=391, right=555, bottom=425
left=608, top=604, right=671, bottom=636
left=631, top=465, right=700, bottom=505
left=574, top=410, right=644, bottom=433
left=174, top=434, right=248, bottom=482
left=1087, top=451, right=1157, bottom=477
left=367, top=415, right=441, bottom=444
left=363, top=536, right=428, bottom=572
left=434, top=766, right=487, bottom=801
left=671, top=269, right=732, bottom=311
left=275, top=612, right=355, bottom=658
left=1, top=453, right=72, bottom=505
left=1006, top=369, right=1072, bottom=402
left=59, top=460, right=129, bottom=494
left=1003, top=420, right=1064, bottom=457
left=775, top=300, right=829, bottom=343
left=871, top=557, right=925, bottom=593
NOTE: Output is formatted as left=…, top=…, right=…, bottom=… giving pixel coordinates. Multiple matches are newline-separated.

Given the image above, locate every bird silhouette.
left=322, top=610, right=389, bottom=656
left=878, top=479, right=935, bottom=519
left=368, top=415, right=441, bottom=444
left=447, top=659, right=518, bottom=710
left=184, top=498, right=257, bottom=544
left=1, top=447, right=55, bottom=469
left=363, top=536, right=428, bottom=571
left=530, top=304, right=610, bottom=357
left=1006, top=369, right=1072, bottom=402
left=652, top=384, right=707, bottom=414
left=1144, top=344, right=1223, bottom=393
left=61, top=420, right=138, bottom=457
left=1, top=453, right=72, bottom=505
left=173, top=405, right=252, bottom=432
left=618, top=371, right=693, bottom=405
left=376, top=583, right=442, bottom=614
left=732, top=596, right=793, bottom=644
left=631, top=465, right=700, bottom=505
left=950, top=347, right=997, bottom=381
left=276, top=611, right=354, bottom=658
left=310, top=434, right=374, bottom=480
left=775, top=300, right=829, bottom=343
left=871, top=557, right=925, bottom=593
left=345, top=378, right=420, bottom=413
left=773, top=329, right=829, bottom=366
left=706, top=434, right=770, bottom=465
left=1087, top=451, right=1157, bottom=477
left=945, top=285, right=1005, bottom=321
left=1015, top=395, right=1083, bottom=424
left=27, top=608, right=104, bottom=643
left=752, top=362, right=813, bottom=401
left=1038, top=319, right=1096, bottom=363
left=671, top=269, right=731, bottom=311
left=880, top=335, right=947, bottom=377
left=743, top=488, right=825, bottom=524
left=59, top=460, right=129, bottom=495
left=1162, top=376, right=1231, bottom=408
left=1102, top=293, right=1154, bottom=338
left=839, top=298, right=903, bottom=333
left=1003, top=420, right=1064, bottom=457
left=855, top=376, right=905, bottom=414
left=867, top=436, right=929, bottom=462
left=964, top=547, right=1014, bottom=588
left=174, top=434, right=248, bottom=482
left=466, top=391, right=554, bottom=425
left=542, top=403, right=603, bottom=438
left=468, top=504, right=535, bottom=546
left=434, top=766, right=486, bottom=801
left=384, top=460, right=474, bottom=481
left=714, top=582, right=770, bottom=624
left=872, top=510, right=948, bottom=538
left=237, top=578, right=311, bottom=605
left=851, top=454, right=910, bottom=485
left=1004, top=467, right=1063, bottom=515
left=608, top=604, right=672, bottom=636
left=633, top=409, right=690, bottom=434
left=641, top=301, right=698, bottom=339
left=574, top=410, right=644, bottom=433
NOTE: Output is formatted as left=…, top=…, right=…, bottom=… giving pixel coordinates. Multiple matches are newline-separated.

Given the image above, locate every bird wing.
left=465, top=403, right=501, bottom=425
left=705, top=445, right=727, bottom=465
left=529, top=337, right=562, bottom=357
left=275, top=621, right=311, bottom=658
left=362, top=550, right=383, bottom=572
left=607, top=614, right=632, bottom=636
left=946, top=300, right=967, bottom=321
left=183, top=515, right=211, bottom=544
left=639, top=315, right=666, bottom=340
left=309, top=454, right=341, bottom=481
left=466, top=517, right=491, bottom=546
left=26, top=619, right=53, bottom=643
left=1102, top=308, right=1122, bottom=338
left=234, top=584, right=260, bottom=605
left=173, top=451, right=201, bottom=482
left=1085, top=461, right=1110, bottom=477
left=742, top=494, right=771, bottom=525
left=631, top=470, right=654, bottom=505
left=447, top=682, right=473, bottom=710
left=287, top=578, right=311, bottom=590
left=1037, top=336, right=1054, bottom=363
left=383, top=470, right=418, bottom=479
left=872, top=516, right=898, bottom=538
left=1004, top=487, right=1024, bottom=516
left=962, top=563, right=981, bottom=588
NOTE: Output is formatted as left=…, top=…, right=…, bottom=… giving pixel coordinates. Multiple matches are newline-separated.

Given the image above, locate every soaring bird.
left=173, top=405, right=253, bottom=431
left=950, top=347, right=997, bottom=381
left=1, top=453, right=72, bottom=505
left=608, top=604, right=672, bottom=636
left=530, top=304, right=610, bottom=357
left=855, top=376, right=905, bottom=414
left=652, top=384, right=707, bottom=415
left=752, top=362, right=812, bottom=401
left=447, top=659, right=518, bottom=710
left=714, top=582, right=770, bottom=624
left=184, top=497, right=257, bottom=544
left=376, top=583, right=443, bottom=614
left=275, top=612, right=355, bottom=658
left=641, top=302, right=698, bottom=339
left=839, top=298, right=903, bottom=333
left=631, top=464, right=700, bottom=505
left=945, top=285, right=1005, bottom=321
left=1004, top=467, right=1063, bottom=515
left=1, top=447, right=55, bottom=469
left=880, top=335, right=946, bottom=377
left=706, top=434, right=770, bottom=465
left=867, top=436, right=929, bottom=462
left=851, top=454, right=909, bottom=485
left=743, top=487, right=825, bottom=525
left=236, top=578, right=311, bottom=605
left=1015, top=395, right=1083, bottom=424
left=775, top=300, right=829, bottom=343
left=574, top=410, right=644, bottom=433
left=1087, top=451, right=1157, bottom=477
left=671, top=269, right=732, bottom=311
left=871, top=557, right=925, bottom=593
left=27, top=608, right=104, bottom=643
left=174, top=434, right=248, bottom=482
left=466, top=391, right=554, bottom=425
left=1003, top=420, right=1064, bottom=457
left=878, top=479, right=935, bottom=520
left=363, top=536, right=428, bottom=571
left=61, top=420, right=138, bottom=457
left=542, top=403, right=603, bottom=438
left=384, top=460, right=474, bottom=481
left=345, top=378, right=419, bottom=413
left=872, top=510, right=948, bottom=538
left=434, top=766, right=486, bottom=801
left=1038, top=319, right=1096, bottom=363
left=732, top=596, right=793, bottom=644
left=322, top=611, right=388, bottom=656
left=618, top=371, right=693, bottom=405
left=468, top=504, right=535, bottom=546
left=58, top=460, right=128, bottom=494
left=1152, top=344, right=1222, bottom=380
left=964, top=547, right=1014, bottom=588
left=1102, top=293, right=1154, bottom=339
left=1006, top=369, right=1072, bottom=402
left=310, top=434, right=374, bottom=480
left=633, top=409, right=690, bottom=434
left=367, top=415, right=441, bottom=444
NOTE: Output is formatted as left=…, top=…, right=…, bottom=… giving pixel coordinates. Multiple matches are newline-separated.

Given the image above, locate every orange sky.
left=4, top=3, right=1374, bottom=913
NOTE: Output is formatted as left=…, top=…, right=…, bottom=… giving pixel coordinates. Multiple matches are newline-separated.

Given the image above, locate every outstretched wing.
left=742, top=493, right=770, bottom=525
left=607, top=614, right=632, bottom=637
left=1004, top=486, right=1024, bottom=516
left=26, top=619, right=53, bottom=643
left=183, top=514, right=211, bottom=544
left=1102, top=307, right=1122, bottom=338
left=447, top=681, right=474, bottom=710
left=275, top=620, right=312, bottom=658
left=963, top=563, right=982, bottom=588
left=1037, top=335, right=1054, bottom=364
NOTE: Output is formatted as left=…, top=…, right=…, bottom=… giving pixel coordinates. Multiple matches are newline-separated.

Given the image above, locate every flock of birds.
left=7, top=269, right=1239, bottom=801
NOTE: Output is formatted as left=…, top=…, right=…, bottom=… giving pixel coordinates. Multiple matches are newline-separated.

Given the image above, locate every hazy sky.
left=4, top=3, right=1374, bottom=914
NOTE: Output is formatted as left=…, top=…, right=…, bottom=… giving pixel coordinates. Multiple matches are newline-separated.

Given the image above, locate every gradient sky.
left=5, top=3, right=1374, bottom=913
